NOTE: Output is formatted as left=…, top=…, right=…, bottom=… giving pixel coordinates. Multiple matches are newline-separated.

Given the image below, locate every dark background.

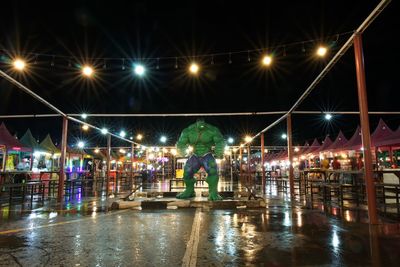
left=0, top=0, right=399, bottom=148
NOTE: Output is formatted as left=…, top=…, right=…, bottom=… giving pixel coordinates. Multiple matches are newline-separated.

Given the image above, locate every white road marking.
left=182, top=208, right=202, bottom=267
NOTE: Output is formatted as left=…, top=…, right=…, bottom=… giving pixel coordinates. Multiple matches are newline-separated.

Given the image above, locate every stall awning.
left=0, top=122, right=32, bottom=152
left=327, top=131, right=348, bottom=151
left=40, top=134, right=61, bottom=154
left=371, top=119, right=395, bottom=148
left=20, top=129, right=45, bottom=152
left=301, top=138, right=321, bottom=155
left=315, top=136, right=333, bottom=153
left=342, top=126, right=362, bottom=151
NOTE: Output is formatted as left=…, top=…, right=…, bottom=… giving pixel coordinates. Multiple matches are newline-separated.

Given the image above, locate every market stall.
left=0, top=122, right=32, bottom=171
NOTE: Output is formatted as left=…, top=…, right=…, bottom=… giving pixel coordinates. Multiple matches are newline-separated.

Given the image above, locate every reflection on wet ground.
left=198, top=208, right=400, bottom=266
left=0, top=179, right=400, bottom=266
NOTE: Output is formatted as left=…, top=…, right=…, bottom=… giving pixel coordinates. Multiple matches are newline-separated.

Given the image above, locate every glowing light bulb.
left=316, top=46, right=328, bottom=57
left=13, top=59, right=26, bottom=71
left=189, top=63, right=199, bottom=74
left=262, top=55, right=272, bottom=66
left=244, top=136, right=252, bottom=143
left=77, top=141, right=85, bottom=148
left=82, top=66, right=94, bottom=77
left=325, top=113, right=333, bottom=120
left=134, top=64, right=145, bottom=76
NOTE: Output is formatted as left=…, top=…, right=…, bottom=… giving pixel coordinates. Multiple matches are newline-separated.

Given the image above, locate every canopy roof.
left=374, top=126, right=400, bottom=148
left=297, top=141, right=310, bottom=155
left=0, top=122, right=32, bottom=152
left=315, top=136, right=333, bottom=153
left=20, top=129, right=43, bottom=151
left=342, top=126, right=362, bottom=151
left=327, top=131, right=348, bottom=151
left=302, top=138, right=320, bottom=155
left=371, top=119, right=394, bottom=147
left=40, top=134, right=61, bottom=154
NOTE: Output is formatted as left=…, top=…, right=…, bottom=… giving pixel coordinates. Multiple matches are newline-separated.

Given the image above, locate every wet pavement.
left=0, top=199, right=399, bottom=266
left=1, top=180, right=400, bottom=266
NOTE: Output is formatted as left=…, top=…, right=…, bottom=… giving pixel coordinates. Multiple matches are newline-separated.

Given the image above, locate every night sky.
left=0, top=0, right=399, bottom=148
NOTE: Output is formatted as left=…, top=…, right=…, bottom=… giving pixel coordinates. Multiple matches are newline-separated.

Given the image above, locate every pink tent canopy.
left=271, top=150, right=287, bottom=161
left=371, top=119, right=395, bottom=147
left=342, top=126, right=362, bottom=151
left=297, top=141, right=310, bottom=154
left=301, top=139, right=320, bottom=155
left=327, top=131, right=348, bottom=151
left=0, top=122, right=32, bottom=152
left=315, top=136, right=333, bottom=153
left=374, top=126, right=400, bottom=148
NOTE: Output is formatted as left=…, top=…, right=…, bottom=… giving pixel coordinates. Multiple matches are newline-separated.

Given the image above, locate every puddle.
left=0, top=235, right=27, bottom=249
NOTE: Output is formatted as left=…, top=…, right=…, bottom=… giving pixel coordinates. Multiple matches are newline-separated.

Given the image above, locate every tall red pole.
left=57, top=116, right=68, bottom=202
left=354, top=33, right=378, bottom=224
left=106, top=134, right=111, bottom=197
left=261, top=133, right=266, bottom=194
left=287, top=113, right=295, bottom=199
left=130, top=143, right=134, bottom=182
left=239, top=147, right=243, bottom=179
left=247, top=145, right=251, bottom=187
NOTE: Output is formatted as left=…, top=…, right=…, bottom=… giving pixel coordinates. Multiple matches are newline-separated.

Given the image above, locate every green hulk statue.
left=176, top=119, right=225, bottom=201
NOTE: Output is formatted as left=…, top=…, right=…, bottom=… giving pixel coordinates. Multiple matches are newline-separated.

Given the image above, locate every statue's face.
left=196, top=120, right=206, bottom=129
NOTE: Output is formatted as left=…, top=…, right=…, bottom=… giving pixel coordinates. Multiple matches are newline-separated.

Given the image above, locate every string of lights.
left=239, top=0, right=390, bottom=148
left=0, top=31, right=353, bottom=77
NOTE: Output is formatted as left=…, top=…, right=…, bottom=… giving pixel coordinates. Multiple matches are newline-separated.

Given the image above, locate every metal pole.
left=230, top=151, right=233, bottom=187
left=162, top=150, right=165, bottom=181
left=287, top=114, right=295, bottom=199
left=1, top=145, right=6, bottom=171
left=130, top=143, right=134, bottom=187
left=247, top=145, right=251, bottom=188
left=239, top=147, right=243, bottom=179
left=261, top=133, right=266, bottom=194
left=57, top=117, right=68, bottom=202
left=106, top=134, right=111, bottom=197
left=354, top=33, right=378, bottom=224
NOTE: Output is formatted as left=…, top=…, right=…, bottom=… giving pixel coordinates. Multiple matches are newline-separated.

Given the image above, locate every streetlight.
left=77, top=141, right=85, bottom=148
left=136, top=134, right=143, bottom=141
left=228, top=137, right=234, bottom=144
left=325, top=113, right=333, bottom=121
left=134, top=64, right=145, bottom=76
left=13, top=58, right=26, bottom=71
left=244, top=136, right=252, bottom=143
left=101, top=128, right=108, bottom=135
left=281, top=133, right=287, bottom=139
left=120, top=130, right=126, bottom=138
left=160, top=136, right=167, bottom=143
left=82, top=65, right=94, bottom=77
left=316, top=46, right=328, bottom=57
left=189, top=63, right=200, bottom=74
left=261, top=55, right=272, bottom=66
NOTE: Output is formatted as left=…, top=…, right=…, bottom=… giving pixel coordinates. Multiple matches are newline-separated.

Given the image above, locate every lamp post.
left=354, top=33, right=377, bottom=224
left=57, top=116, right=68, bottom=203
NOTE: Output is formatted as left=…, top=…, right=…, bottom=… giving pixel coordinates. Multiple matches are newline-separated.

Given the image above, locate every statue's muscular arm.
left=212, top=126, right=225, bottom=158
left=176, top=128, right=190, bottom=157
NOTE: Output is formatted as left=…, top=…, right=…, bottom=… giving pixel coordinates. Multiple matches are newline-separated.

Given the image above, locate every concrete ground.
left=1, top=192, right=400, bottom=266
